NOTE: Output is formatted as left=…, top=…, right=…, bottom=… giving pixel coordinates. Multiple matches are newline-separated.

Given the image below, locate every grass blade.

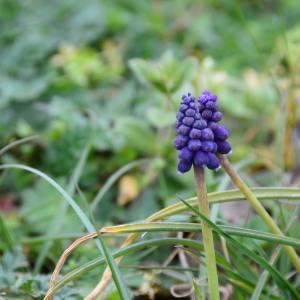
left=34, top=143, right=91, bottom=273
left=178, top=197, right=300, bottom=299
left=193, top=278, right=205, bottom=300
left=49, top=238, right=278, bottom=299
left=250, top=204, right=300, bottom=300
left=91, top=159, right=149, bottom=210
left=0, top=135, right=39, bottom=157
left=149, top=187, right=300, bottom=221
left=101, top=222, right=300, bottom=248
left=0, top=213, right=15, bottom=251
left=0, top=163, right=131, bottom=300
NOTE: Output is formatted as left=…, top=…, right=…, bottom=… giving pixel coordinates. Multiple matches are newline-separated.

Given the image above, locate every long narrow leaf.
left=49, top=238, right=278, bottom=300
left=0, top=164, right=131, bottom=300
left=150, top=188, right=300, bottom=221
left=250, top=203, right=300, bottom=300
left=101, top=222, right=300, bottom=248
left=178, top=197, right=300, bottom=299
left=91, top=159, right=149, bottom=210
left=0, top=213, right=15, bottom=250
left=34, top=144, right=91, bottom=273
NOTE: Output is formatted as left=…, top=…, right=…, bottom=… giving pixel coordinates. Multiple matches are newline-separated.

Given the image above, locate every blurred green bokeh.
left=1, top=0, right=300, bottom=298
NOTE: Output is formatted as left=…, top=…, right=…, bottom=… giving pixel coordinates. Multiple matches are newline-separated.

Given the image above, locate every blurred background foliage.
left=1, top=0, right=300, bottom=298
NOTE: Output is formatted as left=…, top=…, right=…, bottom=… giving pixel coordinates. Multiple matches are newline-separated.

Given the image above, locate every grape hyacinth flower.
left=173, top=91, right=231, bottom=173
left=198, top=90, right=232, bottom=156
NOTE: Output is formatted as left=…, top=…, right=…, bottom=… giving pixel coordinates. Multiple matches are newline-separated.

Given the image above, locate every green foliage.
left=1, top=0, right=300, bottom=299
left=129, top=52, right=198, bottom=94
left=0, top=249, right=79, bottom=299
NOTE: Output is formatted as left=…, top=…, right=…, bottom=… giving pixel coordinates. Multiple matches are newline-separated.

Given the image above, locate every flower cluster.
left=198, top=90, right=231, bottom=156
left=173, top=91, right=231, bottom=173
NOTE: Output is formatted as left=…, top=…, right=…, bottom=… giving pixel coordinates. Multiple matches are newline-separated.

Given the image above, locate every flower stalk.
left=194, top=165, right=220, bottom=300
left=218, top=154, right=300, bottom=273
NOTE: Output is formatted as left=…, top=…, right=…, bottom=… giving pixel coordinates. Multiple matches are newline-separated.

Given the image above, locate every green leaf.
left=114, top=117, right=155, bottom=154
left=193, top=278, right=205, bottom=300
left=178, top=197, right=300, bottom=299
left=129, top=51, right=198, bottom=94
left=150, top=188, right=300, bottom=221
left=49, top=238, right=279, bottom=299
left=91, top=159, right=149, bottom=210
left=146, top=107, right=174, bottom=128
left=0, top=249, right=27, bottom=288
left=0, top=213, right=14, bottom=251
left=102, top=222, right=300, bottom=248
left=0, top=164, right=131, bottom=299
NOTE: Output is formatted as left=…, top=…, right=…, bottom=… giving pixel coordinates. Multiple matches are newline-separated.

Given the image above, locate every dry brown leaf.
left=117, top=175, right=139, bottom=206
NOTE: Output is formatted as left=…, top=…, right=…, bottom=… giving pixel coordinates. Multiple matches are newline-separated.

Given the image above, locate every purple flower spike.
left=174, top=91, right=231, bottom=173
left=198, top=90, right=231, bottom=155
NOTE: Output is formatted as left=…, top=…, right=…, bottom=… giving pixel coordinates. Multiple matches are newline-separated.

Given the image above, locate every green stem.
left=193, top=165, right=220, bottom=300
left=218, top=154, right=300, bottom=273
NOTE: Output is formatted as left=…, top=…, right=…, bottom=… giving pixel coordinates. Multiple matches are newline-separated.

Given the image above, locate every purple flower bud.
left=206, top=101, right=218, bottom=111
left=201, top=141, right=215, bottom=152
left=178, top=125, right=190, bottom=136
left=185, top=108, right=196, bottom=117
left=173, top=135, right=188, bottom=150
left=189, top=128, right=202, bottom=139
left=176, top=112, right=184, bottom=121
left=206, top=153, right=220, bottom=170
left=202, top=109, right=213, bottom=120
left=178, top=160, right=193, bottom=174
left=195, top=112, right=202, bottom=120
left=201, top=128, right=214, bottom=141
left=194, top=151, right=209, bottom=166
left=194, top=119, right=207, bottom=129
left=198, top=90, right=217, bottom=104
left=217, top=141, right=231, bottom=154
left=188, top=139, right=202, bottom=151
left=198, top=104, right=205, bottom=111
left=211, top=111, right=223, bottom=122
left=182, top=117, right=194, bottom=127
left=211, top=142, right=218, bottom=153
left=179, top=147, right=193, bottom=161
left=179, top=104, right=189, bottom=112
left=214, top=125, right=229, bottom=141
left=208, top=122, right=218, bottom=131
